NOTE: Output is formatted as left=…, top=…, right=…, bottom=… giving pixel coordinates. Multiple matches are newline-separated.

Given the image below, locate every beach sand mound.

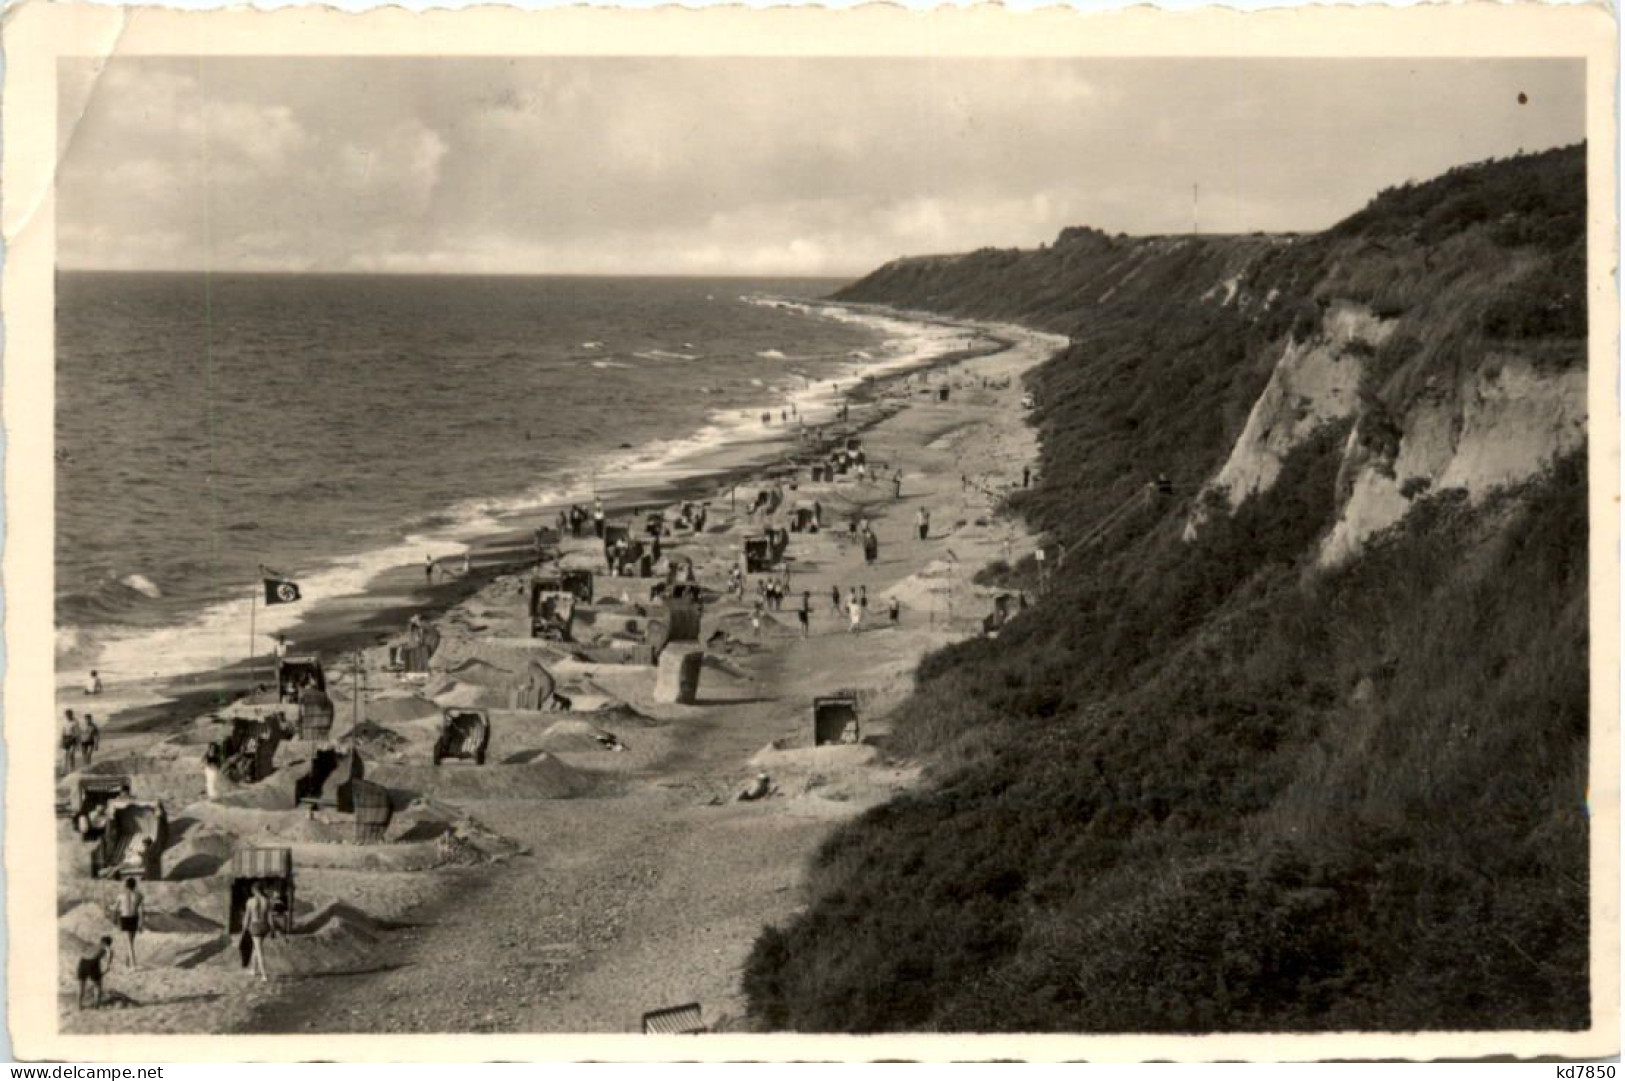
left=532, top=719, right=619, bottom=753
left=582, top=702, right=662, bottom=729
left=162, top=828, right=236, bottom=881
left=439, top=657, right=516, bottom=689
left=364, top=696, right=438, bottom=726
left=752, top=741, right=881, bottom=771
left=60, top=901, right=222, bottom=970
left=212, top=768, right=300, bottom=811
left=285, top=839, right=444, bottom=872
left=427, top=680, right=510, bottom=710
left=74, top=760, right=205, bottom=810
left=344, top=719, right=414, bottom=758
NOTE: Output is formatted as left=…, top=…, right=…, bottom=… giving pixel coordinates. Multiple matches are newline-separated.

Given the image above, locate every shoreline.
left=56, top=306, right=1067, bottom=1036
left=65, top=304, right=1006, bottom=743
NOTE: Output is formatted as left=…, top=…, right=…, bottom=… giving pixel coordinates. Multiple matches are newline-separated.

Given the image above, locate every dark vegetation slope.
left=743, top=145, right=1590, bottom=1032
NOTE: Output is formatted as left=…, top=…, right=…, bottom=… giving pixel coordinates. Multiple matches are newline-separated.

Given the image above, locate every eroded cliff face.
left=1186, top=301, right=1392, bottom=540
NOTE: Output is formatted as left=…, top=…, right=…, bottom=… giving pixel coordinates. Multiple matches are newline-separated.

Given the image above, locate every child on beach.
left=76, top=936, right=114, bottom=1010
left=84, top=670, right=103, bottom=696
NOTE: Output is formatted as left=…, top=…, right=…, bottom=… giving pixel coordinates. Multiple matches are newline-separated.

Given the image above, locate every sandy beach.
left=55, top=312, right=1065, bottom=1036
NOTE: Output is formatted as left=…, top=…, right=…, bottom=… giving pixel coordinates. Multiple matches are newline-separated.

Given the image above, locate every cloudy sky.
left=57, top=57, right=1584, bottom=277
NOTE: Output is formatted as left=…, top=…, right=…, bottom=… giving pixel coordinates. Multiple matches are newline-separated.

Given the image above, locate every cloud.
left=56, top=57, right=1586, bottom=276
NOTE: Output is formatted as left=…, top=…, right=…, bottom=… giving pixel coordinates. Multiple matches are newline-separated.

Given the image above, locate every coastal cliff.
left=745, top=145, right=1591, bottom=1031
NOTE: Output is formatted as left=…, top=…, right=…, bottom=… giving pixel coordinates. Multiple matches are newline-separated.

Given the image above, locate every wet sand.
left=55, top=312, right=1064, bottom=1036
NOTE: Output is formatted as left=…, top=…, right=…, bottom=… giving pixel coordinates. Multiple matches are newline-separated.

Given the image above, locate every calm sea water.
left=55, top=272, right=936, bottom=683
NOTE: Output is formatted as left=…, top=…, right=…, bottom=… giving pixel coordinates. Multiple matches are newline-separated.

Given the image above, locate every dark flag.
left=263, top=576, right=302, bottom=605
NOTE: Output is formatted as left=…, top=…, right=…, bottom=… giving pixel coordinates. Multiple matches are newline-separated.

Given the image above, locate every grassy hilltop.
left=743, top=145, right=1590, bottom=1032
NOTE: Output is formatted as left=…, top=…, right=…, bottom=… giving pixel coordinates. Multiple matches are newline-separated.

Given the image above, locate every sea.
left=55, top=272, right=973, bottom=696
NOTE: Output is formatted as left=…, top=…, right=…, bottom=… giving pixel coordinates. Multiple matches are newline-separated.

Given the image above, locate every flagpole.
left=249, top=573, right=258, bottom=690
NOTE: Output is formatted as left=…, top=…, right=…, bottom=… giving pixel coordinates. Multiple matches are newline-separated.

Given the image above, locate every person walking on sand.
left=888, top=595, right=900, bottom=627
left=751, top=600, right=764, bottom=639
left=62, top=713, right=82, bottom=773
left=80, top=714, right=99, bottom=766
left=424, top=555, right=435, bottom=584
left=916, top=508, right=930, bottom=541
left=77, top=936, right=114, bottom=1010
left=893, top=471, right=903, bottom=500
left=244, top=881, right=272, bottom=982
left=847, top=595, right=863, bottom=634
left=116, top=877, right=144, bottom=967
left=592, top=500, right=606, bottom=538
left=831, top=584, right=842, bottom=613
left=798, top=591, right=811, bottom=637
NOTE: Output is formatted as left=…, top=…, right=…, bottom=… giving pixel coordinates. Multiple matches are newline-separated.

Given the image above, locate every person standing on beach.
left=859, top=585, right=869, bottom=614
left=751, top=599, right=764, bottom=638
left=893, top=471, right=903, bottom=500
left=831, top=584, right=842, bottom=613
left=116, top=877, right=144, bottom=967
left=798, top=591, right=811, bottom=637
left=62, top=713, right=82, bottom=773
left=424, top=555, right=435, bottom=584
left=203, top=742, right=223, bottom=800
left=592, top=500, right=606, bottom=538
left=847, top=595, right=863, bottom=634
left=244, top=882, right=272, bottom=982
left=84, top=670, right=103, bottom=696
left=916, top=508, right=930, bottom=541
left=888, top=596, right=901, bottom=627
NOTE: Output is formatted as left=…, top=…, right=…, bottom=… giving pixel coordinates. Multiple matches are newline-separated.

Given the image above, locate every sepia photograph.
left=4, top=2, right=1617, bottom=1061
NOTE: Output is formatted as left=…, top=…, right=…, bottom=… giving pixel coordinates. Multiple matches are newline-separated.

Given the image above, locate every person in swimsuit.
left=61, top=713, right=82, bottom=773
left=80, top=715, right=99, bottom=765
left=116, top=877, right=143, bottom=967
left=77, top=936, right=114, bottom=1009
left=245, top=881, right=272, bottom=982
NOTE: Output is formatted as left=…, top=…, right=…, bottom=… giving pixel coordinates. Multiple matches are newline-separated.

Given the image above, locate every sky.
left=56, top=57, right=1586, bottom=277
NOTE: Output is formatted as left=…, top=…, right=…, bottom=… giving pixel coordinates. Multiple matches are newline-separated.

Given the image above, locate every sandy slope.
left=56, top=319, right=1061, bottom=1036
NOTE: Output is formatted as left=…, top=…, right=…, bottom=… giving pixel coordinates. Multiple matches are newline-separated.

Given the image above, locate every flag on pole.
left=262, top=567, right=302, bottom=606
